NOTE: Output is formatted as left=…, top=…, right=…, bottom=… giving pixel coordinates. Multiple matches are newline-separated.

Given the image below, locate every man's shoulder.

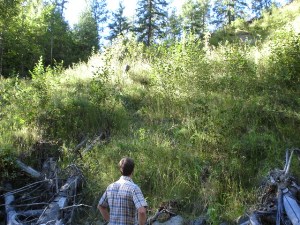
left=107, top=176, right=141, bottom=191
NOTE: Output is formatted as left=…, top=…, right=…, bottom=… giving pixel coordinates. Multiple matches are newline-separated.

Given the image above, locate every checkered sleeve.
left=98, top=189, right=109, bottom=208
left=132, top=186, right=147, bottom=209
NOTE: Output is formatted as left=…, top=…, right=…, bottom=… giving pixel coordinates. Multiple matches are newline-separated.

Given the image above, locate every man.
left=98, top=157, right=147, bottom=225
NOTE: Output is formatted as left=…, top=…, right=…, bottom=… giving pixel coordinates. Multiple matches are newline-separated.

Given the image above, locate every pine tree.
left=89, top=0, right=108, bottom=43
left=212, top=0, right=248, bottom=28
left=181, top=0, right=210, bottom=36
left=73, top=7, right=99, bottom=61
left=107, top=1, right=130, bottom=41
left=251, top=0, right=273, bottom=16
left=0, top=0, right=21, bottom=76
left=165, top=8, right=182, bottom=42
left=135, top=0, right=169, bottom=46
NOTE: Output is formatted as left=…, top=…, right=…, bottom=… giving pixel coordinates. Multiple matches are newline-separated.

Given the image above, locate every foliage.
left=181, top=0, right=210, bottom=37
left=212, top=0, right=249, bottom=28
left=135, top=0, right=169, bottom=45
left=73, top=7, right=99, bottom=62
left=164, top=8, right=183, bottom=42
left=251, top=0, right=273, bottom=16
left=107, top=1, right=130, bottom=42
left=0, top=148, right=18, bottom=182
left=0, top=0, right=100, bottom=78
left=89, top=0, right=108, bottom=43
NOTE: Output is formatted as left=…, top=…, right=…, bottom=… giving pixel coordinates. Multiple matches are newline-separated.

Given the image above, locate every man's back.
left=99, top=176, right=147, bottom=225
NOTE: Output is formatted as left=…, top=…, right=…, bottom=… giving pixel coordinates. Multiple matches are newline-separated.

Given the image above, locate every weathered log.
left=74, top=137, right=88, bottom=152
left=4, top=184, right=18, bottom=225
left=5, top=160, right=83, bottom=225
left=16, top=159, right=42, bottom=179
left=9, top=209, right=44, bottom=224
left=37, top=176, right=81, bottom=224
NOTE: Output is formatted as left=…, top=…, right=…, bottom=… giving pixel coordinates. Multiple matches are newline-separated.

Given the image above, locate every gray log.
left=4, top=186, right=19, bottom=225
left=16, top=159, right=42, bottom=179
left=37, top=176, right=80, bottom=225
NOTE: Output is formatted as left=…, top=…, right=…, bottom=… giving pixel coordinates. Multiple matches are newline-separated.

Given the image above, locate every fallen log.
left=16, top=159, right=42, bottom=179
left=37, top=173, right=82, bottom=224
left=4, top=185, right=18, bottom=225
left=82, top=131, right=108, bottom=154
left=4, top=159, right=83, bottom=224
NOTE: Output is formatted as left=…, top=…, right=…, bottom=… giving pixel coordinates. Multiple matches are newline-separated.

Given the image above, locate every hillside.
left=1, top=1, right=300, bottom=224
left=211, top=0, right=300, bottom=44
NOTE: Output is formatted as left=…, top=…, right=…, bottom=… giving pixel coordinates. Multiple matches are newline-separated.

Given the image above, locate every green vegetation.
left=1, top=1, right=300, bottom=224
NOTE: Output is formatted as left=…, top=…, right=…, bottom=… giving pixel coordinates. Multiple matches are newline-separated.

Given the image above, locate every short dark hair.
left=119, top=157, right=135, bottom=176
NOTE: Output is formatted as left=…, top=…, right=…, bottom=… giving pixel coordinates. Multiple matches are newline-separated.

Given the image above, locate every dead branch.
left=0, top=180, right=48, bottom=199
left=61, top=204, right=92, bottom=210
left=37, top=175, right=82, bottom=224
left=74, top=137, right=89, bottom=152
left=82, top=132, right=107, bottom=153
left=4, top=159, right=84, bottom=225
left=4, top=188, right=17, bottom=225
left=16, top=159, right=42, bottom=179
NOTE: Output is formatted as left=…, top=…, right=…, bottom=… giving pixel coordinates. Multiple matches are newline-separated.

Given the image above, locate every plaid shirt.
left=99, top=176, right=147, bottom=225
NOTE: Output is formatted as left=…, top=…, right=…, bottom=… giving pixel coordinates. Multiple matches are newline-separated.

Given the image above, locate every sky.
left=64, top=0, right=288, bottom=27
left=64, top=0, right=184, bottom=27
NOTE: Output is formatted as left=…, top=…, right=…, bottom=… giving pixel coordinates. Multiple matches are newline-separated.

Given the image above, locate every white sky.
left=64, top=0, right=287, bottom=27
left=64, top=0, right=184, bottom=27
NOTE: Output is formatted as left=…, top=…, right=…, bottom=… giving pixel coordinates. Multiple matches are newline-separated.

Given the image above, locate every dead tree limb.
left=4, top=184, right=18, bottom=225
left=16, top=159, right=42, bottom=179
left=37, top=176, right=81, bottom=224
left=4, top=159, right=83, bottom=224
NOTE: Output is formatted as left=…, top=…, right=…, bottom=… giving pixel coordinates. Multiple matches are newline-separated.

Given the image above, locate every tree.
left=165, top=8, right=182, bottom=42
left=135, top=0, right=169, bottom=46
left=212, top=0, right=248, bottom=28
left=0, top=0, right=22, bottom=76
left=251, top=0, right=273, bottom=16
left=43, top=4, right=74, bottom=66
left=44, top=0, right=68, bottom=15
left=72, top=7, right=99, bottom=61
left=0, top=0, right=76, bottom=77
left=89, top=0, right=108, bottom=44
left=181, top=0, right=210, bottom=36
left=107, top=1, right=130, bottom=41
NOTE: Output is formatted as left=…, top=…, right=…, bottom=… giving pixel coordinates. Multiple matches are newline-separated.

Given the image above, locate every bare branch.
left=16, top=159, right=42, bottom=179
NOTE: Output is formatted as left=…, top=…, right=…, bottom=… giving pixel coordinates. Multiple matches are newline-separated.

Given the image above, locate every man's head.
left=119, top=157, right=135, bottom=176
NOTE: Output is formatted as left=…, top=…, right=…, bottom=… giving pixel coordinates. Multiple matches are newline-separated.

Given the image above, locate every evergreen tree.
left=135, top=0, right=169, bottom=46
left=0, top=0, right=76, bottom=77
left=251, top=0, right=273, bottom=16
left=165, top=8, right=182, bottom=42
left=181, top=0, right=210, bottom=36
left=107, top=1, right=130, bottom=41
left=89, top=0, right=108, bottom=43
left=212, top=0, right=248, bottom=28
left=73, top=8, right=99, bottom=61
left=0, top=0, right=22, bottom=76
left=40, top=3, right=73, bottom=65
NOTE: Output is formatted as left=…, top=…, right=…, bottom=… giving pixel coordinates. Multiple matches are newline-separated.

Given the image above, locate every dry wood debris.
left=2, top=159, right=84, bottom=225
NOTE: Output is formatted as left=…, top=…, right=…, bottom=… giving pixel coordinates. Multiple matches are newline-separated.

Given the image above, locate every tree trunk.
left=0, top=32, right=3, bottom=77
left=147, top=0, right=152, bottom=46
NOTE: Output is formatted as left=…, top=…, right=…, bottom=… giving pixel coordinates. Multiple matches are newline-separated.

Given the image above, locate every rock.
left=219, top=222, right=229, bottom=225
left=123, top=64, right=130, bottom=73
left=157, top=211, right=171, bottom=222
left=189, top=216, right=207, bottom=225
left=152, top=215, right=184, bottom=225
